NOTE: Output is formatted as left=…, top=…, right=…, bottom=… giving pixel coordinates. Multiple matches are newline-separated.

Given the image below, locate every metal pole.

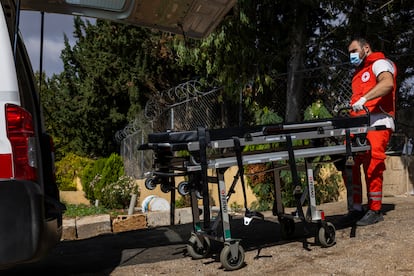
left=39, top=12, right=45, bottom=91
left=170, top=108, right=174, bottom=130
left=239, top=87, right=243, bottom=127
left=13, top=0, right=21, bottom=61
left=128, top=194, right=137, bottom=215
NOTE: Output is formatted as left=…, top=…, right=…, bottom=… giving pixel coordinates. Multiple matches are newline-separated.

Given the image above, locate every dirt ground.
left=5, top=195, right=414, bottom=276
left=110, top=196, right=414, bottom=276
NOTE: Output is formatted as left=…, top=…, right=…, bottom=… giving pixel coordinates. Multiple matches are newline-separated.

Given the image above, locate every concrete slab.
left=76, top=214, right=112, bottom=239
left=383, top=156, right=414, bottom=196
left=174, top=207, right=193, bottom=225
left=146, top=211, right=170, bottom=227
left=61, top=218, right=76, bottom=240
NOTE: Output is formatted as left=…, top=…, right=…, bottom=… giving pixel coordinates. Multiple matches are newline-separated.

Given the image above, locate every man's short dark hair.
left=351, top=37, right=368, bottom=47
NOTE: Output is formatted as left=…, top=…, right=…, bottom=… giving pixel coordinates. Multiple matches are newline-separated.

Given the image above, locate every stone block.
left=383, top=156, right=412, bottom=196
left=61, top=218, right=77, bottom=240
left=146, top=211, right=171, bottom=227
left=76, top=214, right=112, bottom=239
left=174, top=207, right=193, bottom=225
left=112, top=214, right=147, bottom=233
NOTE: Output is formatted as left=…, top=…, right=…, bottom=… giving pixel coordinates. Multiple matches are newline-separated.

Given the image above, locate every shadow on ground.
left=3, top=203, right=396, bottom=275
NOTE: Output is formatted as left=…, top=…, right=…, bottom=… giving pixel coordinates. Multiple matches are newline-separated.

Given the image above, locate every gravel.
left=111, top=196, right=414, bottom=276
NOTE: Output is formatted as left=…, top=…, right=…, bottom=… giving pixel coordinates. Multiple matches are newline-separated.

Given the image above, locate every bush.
left=245, top=102, right=341, bottom=210
left=175, top=195, right=191, bottom=208
left=303, top=100, right=332, bottom=120
left=313, top=161, right=343, bottom=203
left=93, top=153, right=124, bottom=202
left=100, top=175, right=139, bottom=209
left=80, top=153, right=139, bottom=209
left=55, top=153, right=93, bottom=191
left=81, top=157, right=107, bottom=203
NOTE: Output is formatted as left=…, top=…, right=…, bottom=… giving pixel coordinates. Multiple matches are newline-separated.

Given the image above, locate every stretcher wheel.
left=160, top=184, right=171, bottom=193
left=355, top=135, right=367, bottom=146
left=220, top=243, right=245, bottom=271
left=195, top=190, right=203, bottom=199
left=145, top=178, right=156, bottom=190
left=318, top=222, right=336, bottom=247
left=279, top=218, right=295, bottom=239
left=186, top=234, right=210, bottom=259
left=178, top=181, right=189, bottom=196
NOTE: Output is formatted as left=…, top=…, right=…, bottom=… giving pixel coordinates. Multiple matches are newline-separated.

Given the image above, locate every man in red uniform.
left=341, top=37, right=397, bottom=226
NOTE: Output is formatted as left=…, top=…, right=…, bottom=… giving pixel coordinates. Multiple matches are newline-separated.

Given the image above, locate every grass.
left=63, top=203, right=123, bottom=218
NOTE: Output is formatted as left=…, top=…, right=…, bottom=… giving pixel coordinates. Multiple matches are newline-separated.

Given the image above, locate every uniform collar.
left=362, top=52, right=385, bottom=67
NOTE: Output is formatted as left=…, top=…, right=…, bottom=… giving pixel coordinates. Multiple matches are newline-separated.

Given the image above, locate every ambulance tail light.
left=5, top=104, right=37, bottom=181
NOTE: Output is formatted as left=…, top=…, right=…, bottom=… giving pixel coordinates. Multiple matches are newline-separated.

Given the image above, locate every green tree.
left=43, top=18, right=194, bottom=157
left=172, top=0, right=346, bottom=123
left=40, top=1, right=414, bottom=159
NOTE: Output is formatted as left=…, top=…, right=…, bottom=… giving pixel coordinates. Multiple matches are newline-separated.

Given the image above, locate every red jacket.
left=351, top=52, right=397, bottom=117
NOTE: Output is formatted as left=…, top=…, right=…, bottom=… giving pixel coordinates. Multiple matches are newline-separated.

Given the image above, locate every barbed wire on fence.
left=144, top=79, right=222, bottom=120
left=119, top=64, right=355, bottom=179
left=118, top=79, right=224, bottom=178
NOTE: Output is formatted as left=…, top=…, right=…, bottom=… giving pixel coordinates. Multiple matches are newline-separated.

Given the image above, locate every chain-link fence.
left=120, top=63, right=401, bottom=178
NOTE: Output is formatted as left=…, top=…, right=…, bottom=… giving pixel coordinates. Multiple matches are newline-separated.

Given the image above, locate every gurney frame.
left=140, top=109, right=382, bottom=270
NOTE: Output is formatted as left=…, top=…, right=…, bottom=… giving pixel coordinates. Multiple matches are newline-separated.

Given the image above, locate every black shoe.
left=338, top=210, right=365, bottom=226
left=356, top=210, right=384, bottom=226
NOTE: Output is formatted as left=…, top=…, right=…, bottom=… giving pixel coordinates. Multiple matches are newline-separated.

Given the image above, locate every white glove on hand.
left=352, top=97, right=367, bottom=111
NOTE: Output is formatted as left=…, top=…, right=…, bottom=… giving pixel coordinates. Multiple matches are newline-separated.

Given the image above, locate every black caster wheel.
left=186, top=234, right=210, bottom=259
left=145, top=178, right=156, bottom=190
left=195, top=189, right=203, bottom=199
left=160, top=184, right=172, bottom=193
left=177, top=181, right=189, bottom=196
left=219, top=243, right=245, bottom=271
left=318, top=222, right=336, bottom=247
left=356, top=135, right=367, bottom=146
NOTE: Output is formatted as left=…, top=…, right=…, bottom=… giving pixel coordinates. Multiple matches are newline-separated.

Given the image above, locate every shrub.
left=245, top=102, right=341, bottom=210
left=55, top=153, right=93, bottom=191
left=175, top=195, right=191, bottom=208
left=80, top=157, right=107, bottom=203
left=100, top=175, right=139, bottom=209
left=303, top=99, right=332, bottom=120
left=313, top=160, right=344, bottom=203
left=80, top=153, right=139, bottom=209
left=93, top=153, right=124, bottom=202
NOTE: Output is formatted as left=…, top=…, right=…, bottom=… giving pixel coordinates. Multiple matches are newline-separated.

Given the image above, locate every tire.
left=186, top=235, right=210, bottom=259
left=177, top=181, right=189, bottom=196
left=219, top=244, right=245, bottom=271
left=318, top=222, right=336, bottom=247
left=160, top=184, right=171, bottom=193
left=144, top=178, right=156, bottom=190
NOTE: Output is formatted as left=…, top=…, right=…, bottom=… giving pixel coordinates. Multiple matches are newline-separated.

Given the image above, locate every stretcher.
left=139, top=108, right=386, bottom=270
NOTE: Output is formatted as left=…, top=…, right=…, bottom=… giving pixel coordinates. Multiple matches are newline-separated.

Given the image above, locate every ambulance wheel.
left=177, top=181, right=189, bottom=196
left=186, top=234, right=210, bottom=259
left=279, top=218, right=295, bottom=239
left=220, top=244, right=245, bottom=271
left=318, top=222, right=336, bottom=247
left=145, top=178, right=156, bottom=190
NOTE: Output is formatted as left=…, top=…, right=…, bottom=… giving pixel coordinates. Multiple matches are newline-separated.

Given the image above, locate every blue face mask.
left=350, top=52, right=363, bottom=66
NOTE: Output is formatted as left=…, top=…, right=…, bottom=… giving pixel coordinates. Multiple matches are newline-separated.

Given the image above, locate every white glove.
left=352, top=97, right=367, bottom=111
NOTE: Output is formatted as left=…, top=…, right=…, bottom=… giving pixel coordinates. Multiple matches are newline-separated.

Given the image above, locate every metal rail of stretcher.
left=140, top=110, right=386, bottom=270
